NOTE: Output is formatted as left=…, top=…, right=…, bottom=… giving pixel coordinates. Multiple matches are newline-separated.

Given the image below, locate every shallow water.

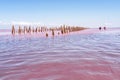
left=0, top=29, right=120, bottom=80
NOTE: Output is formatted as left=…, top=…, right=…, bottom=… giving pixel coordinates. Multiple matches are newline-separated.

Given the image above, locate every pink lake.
left=0, top=28, right=120, bottom=80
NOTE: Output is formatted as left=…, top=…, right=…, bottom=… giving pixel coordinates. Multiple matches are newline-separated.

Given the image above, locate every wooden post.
left=12, top=25, right=15, bottom=35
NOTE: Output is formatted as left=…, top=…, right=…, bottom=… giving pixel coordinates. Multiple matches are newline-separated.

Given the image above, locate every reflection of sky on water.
left=0, top=32, right=11, bottom=36
left=99, top=29, right=120, bottom=35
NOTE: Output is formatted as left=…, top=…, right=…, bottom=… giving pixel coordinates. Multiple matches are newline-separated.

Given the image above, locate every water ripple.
left=0, top=29, right=120, bottom=80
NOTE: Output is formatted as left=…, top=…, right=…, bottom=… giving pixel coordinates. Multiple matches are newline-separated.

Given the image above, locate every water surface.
left=0, top=29, right=120, bottom=80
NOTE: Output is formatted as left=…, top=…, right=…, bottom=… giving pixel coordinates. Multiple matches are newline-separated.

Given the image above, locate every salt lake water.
left=0, top=29, right=120, bottom=80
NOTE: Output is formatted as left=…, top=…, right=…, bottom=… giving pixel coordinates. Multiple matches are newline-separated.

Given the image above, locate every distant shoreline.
left=0, top=28, right=120, bottom=36
left=0, top=26, right=86, bottom=36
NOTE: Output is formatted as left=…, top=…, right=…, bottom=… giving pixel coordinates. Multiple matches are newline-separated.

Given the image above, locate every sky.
left=0, top=0, right=120, bottom=29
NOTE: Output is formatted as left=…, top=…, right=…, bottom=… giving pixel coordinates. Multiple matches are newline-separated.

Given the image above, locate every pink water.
left=0, top=29, right=120, bottom=80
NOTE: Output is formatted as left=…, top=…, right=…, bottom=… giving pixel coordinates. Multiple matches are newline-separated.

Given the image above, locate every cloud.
left=0, top=21, right=10, bottom=25
left=11, top=21, right=46, bottom=26
left=0, top=21, right=44, bottom=26
left=0, top=21, right=62, bottom=28
left=11, top=21, right=32, bottom=25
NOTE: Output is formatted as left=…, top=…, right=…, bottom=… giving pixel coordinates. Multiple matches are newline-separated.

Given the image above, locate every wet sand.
left=0, top=29, right=120, bottom=80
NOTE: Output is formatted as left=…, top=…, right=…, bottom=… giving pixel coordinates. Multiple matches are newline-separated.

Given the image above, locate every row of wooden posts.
left=11, top=25, right=75, bottom=37
left=11, top=25, right=82, bottom=36
left=12, top=26, right=49, bottom=34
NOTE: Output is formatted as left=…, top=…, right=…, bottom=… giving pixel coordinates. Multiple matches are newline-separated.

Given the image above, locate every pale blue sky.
left=0, top=0, right=120, bottom=29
